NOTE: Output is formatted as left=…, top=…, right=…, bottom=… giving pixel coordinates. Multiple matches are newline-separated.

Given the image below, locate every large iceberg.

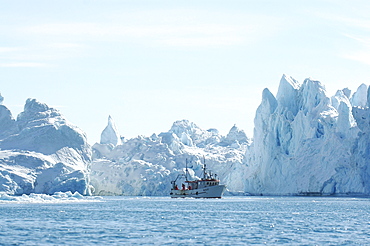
left=244, top=75, right=370, bottom=196
left=0, top=97, right=92, bottom=195
left=90, top=119, right=248, bottom=196
left=90, top=75, right=370, bottom=196
left=4, top=74, right=370, bottom=197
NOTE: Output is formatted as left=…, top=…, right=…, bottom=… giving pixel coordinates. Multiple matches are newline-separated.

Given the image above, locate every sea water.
left=0, top=196, right=369, bottom=245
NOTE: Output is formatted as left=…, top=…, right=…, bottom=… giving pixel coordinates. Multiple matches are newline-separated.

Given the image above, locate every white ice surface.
left=0, top=191, right=102, bottom=203
left=0, top=98, right=92, bottom=195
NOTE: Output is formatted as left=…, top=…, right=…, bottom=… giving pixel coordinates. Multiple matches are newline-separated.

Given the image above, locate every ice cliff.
left=244, top=75, right=370, bottom=196
left=4, top=74, right=370, bottom=197
left=0, top=97, right=92, bottom=195
left=90, top=119, right=249, bottom=196
left=90, top=75, right=370, bottom=196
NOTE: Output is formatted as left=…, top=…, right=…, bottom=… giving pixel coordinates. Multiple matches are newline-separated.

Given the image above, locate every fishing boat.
left=170, top=159, right=226, bottom=198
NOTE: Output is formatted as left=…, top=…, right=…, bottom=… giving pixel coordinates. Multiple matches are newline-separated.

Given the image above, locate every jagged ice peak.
left=100, top=115, right=122, bottom=146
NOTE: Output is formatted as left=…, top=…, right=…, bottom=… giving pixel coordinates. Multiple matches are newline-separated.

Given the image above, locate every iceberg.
left=100, top=115, right=122, bottom=146
left=244, top=75, right=370, bottom=196
left=0, top=96, right=92, bottom=195
left=4, top=74, right=370, bottom=197
left=90, top=119, right=248, bottom=196
left=90, top=75, right=370, bottom=197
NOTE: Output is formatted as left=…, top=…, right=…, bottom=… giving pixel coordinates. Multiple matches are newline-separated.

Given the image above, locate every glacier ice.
left=0, top=97, right=92, bottom=195
left=90, top=119, right=248, bottom=196
left=90, top=75, right=370, bottom=196
left=91, top=75, right=370, bottom=195
left=0, top=105, right=17, bottom=139
left=244, top=75, right=370, bottom=195
left=100, top=115, right=122, bottom=146
left=3, top=74, right=370, bottom=197
left=0, top=191, right=102, bottom=203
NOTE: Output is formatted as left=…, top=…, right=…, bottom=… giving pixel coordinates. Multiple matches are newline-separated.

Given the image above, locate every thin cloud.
left=160, top=36, right=244, bottom=47
left=320, top=15, right=370, bottom=30
left=343, top=51, right=370, bottom=66
left=27, top=22, right=240, bottom=36
left=0, top=47, right=19, bottom=53
left=319, top=14, right=370, bottom=67
left=24, top=12, right=282, bottom=48
left=0, top=62, right=49, bottom=68
left=49, top=43, right=87, bottom=49
left=342, top=33, right=370, bottom=45
left=341, top=32, right=370, bottom=67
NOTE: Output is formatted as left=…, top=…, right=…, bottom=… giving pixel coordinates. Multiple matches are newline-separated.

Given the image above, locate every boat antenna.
left=203, top=156, right=207, bottom=179
left=185, top=158, right=189, bottom=182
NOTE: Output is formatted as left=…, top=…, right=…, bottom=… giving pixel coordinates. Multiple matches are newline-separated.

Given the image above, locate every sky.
left=1, top=0, right=370, bottom=144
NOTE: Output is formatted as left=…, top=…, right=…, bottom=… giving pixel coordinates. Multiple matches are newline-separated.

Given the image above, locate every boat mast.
left=203, top=156, right=207, bottom=179
left=185, top=158, right=189, bottom=182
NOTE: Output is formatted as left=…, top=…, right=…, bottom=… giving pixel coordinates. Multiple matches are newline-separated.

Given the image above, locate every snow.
left=244, top=75, right=370, bottom=196
left=0, top=97, right=92, bottom=195
left=100, top=115, right=122, bottom=146
left=3, top=74, right=370, bottom=197
left=90, top=119, right=248, bottom=196
left=89, top=75, right=370, bottom=196
left=350, top=84, right=368, bottom=108
left=0, top=191, right=102, bottom=203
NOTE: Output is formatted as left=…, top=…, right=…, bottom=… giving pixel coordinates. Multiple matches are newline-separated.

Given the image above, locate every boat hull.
left=170, top=184, right=226, bottom=198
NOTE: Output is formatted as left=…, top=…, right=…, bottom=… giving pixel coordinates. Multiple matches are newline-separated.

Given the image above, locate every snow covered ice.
left=2, top=74, right=370, bottom=196
left=100, top=115, right=122, bottom=146
left=90, top=75, right=370, bottom=196
left=0, top=97, right=93, bottom=195
left=90, top=119, right=248, bottom=195
left=244, top=75, right=370, bottom=195
left=0, top=191, right=102, bottom=203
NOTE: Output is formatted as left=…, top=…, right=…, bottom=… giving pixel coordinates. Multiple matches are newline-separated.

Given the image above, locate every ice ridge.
left=0, top=96, right=92, bottom=195
left=244, top=75, right=370, bottom=196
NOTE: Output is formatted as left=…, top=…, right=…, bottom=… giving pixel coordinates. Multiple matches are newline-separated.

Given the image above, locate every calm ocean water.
left=0, top=196, right=369, bottom=245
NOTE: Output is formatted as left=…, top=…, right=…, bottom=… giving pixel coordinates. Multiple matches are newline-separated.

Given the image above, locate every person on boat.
left=182, top=184, right=185, bottom=190
left=175, top=185, right=179, bottom=190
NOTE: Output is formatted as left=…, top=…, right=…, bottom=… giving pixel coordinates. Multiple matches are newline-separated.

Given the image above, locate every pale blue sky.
left=1, top=0, right=370, bottom=144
